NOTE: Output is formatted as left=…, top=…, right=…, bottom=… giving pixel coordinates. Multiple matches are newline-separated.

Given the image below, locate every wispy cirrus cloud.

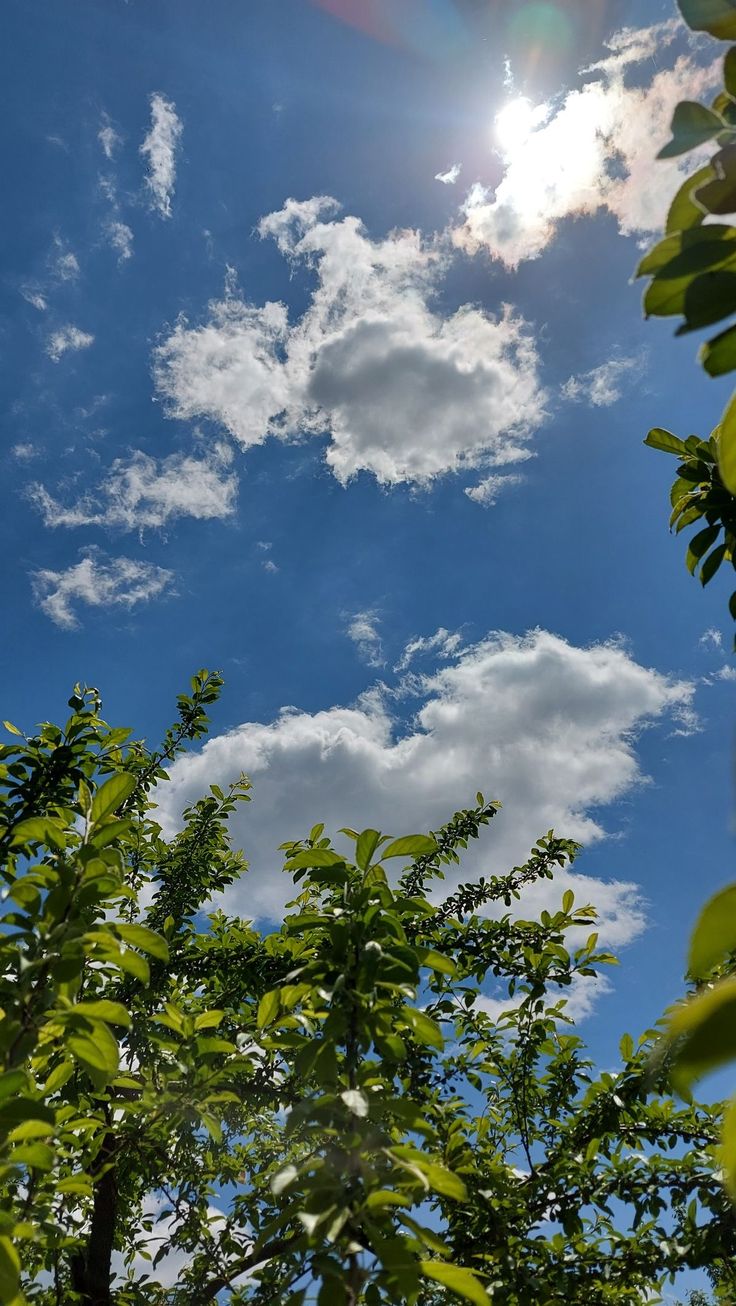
left=561, top=356, right=642, bottom=408
left=29, top=445, right=237, bottom=533
left=435, top=163, right=461, bottom=185
left=346, top=609, right=384, bottom=666
left=141, top=93, right=182, bottom=218
left=31, top=549, right=174, bottom=629
left=46, top=325, right=94, bottom=362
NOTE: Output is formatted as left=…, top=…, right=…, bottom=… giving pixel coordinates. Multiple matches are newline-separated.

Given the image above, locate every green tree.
left=0, top=675, right=735, bottom=1303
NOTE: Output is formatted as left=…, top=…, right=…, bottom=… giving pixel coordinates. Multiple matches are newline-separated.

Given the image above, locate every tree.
left=1, top=675, right=735, bottom=1304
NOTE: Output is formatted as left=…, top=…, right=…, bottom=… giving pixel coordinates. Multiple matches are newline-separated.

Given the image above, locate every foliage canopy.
left=0, top=674, right=734, bottom=1304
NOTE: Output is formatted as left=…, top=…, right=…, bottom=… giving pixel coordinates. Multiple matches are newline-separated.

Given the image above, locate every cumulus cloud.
left=154, top=197, right=547, bottom=487
left=435, top=163, right=461, bottom=185
left=346, top=609, right=384, bottom=667
left=46, top=325, right=94, bottom=362
left=29, top=445, right=237, bottom=534
left=453, top=21, right=718, bottom=266
left=155, top=630, right=695, bottom=940
left=464, top=472, right=524, bottom=506
left=141, top=93, right=182, bottom=218
left=561, top=356, right=641, bottom=408
left=31, top=549, right=174, bottom=629
left=394, top=626, right=464, bottom=672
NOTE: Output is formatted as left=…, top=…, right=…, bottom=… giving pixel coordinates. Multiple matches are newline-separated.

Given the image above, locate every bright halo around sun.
left=494, top=96, right=547, bottom=154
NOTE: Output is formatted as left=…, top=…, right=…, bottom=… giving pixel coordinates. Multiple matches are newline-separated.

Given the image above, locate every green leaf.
left=419, top=1261, right=490, bottom=1305
left=11, top=1141, right=55, bottom=1170
left=90, top=772, right=137, bottom=824
left=678, top=0, right=736, bottom=40
left=7, top=1120, right=54, bottom=1142
left=257, top=989, right=281, bottom=1029
left=726, top=45, right=736, bottom=95
left=688, top=883, right=736, bottom=977
left=403, top=1008, right=444, bottom=1049
left=382, top=835, right=438, bottom=860
left=422, top=1164, right=468, bottom=1201
left=658, top=101, right=725, bottom=159
left=644, top=428, right=688, bottom=456
left=666, top=164, right=714, bottom=233
left=668, top=975, right=736, bottom=1085
left=69, top=1000, right=131, bottom=1027
left=416, top=947, right=457, bottom=977
left=0, top=1073, right=28, bottom=1102
left=619, top=1033, right=634, bottom=1062
left=356, top=829, right=383, bottom=870
left=116, top=924, right=169, bottom=962
left=700, top=542, right=728, bottom=584
left=284, top=849, right=347, bottom=870
left=718, top=390, right=736, bottom=493
left=679, top=269, right=736, bottom=331
left=0, top=1235, right=20, bottom=1302
left=694, top=144, right=736, bottom=214
left=720, top=1093, right=736, bottom=1198
left=68, top=1025, right=119, bottom=1081
left=686, top=524, right=721, bottom=574
left=194, top=1010, right=224, bottom=1031
left=701, top=321, right=736, bottom=374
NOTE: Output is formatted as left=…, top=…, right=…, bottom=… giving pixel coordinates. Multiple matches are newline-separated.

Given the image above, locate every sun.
left=494, top=96, right=547, bottom=154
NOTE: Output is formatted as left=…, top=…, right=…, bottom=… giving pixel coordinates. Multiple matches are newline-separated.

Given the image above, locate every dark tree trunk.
left=69, top=1131, right=118, bottom=1306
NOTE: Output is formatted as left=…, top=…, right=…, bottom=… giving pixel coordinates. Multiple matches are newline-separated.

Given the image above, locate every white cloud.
left=394, top=626, right=464, bottom=672
left=154, top=197, right=547, bottom=487
left=98, top=113, right=123, bottom=160
left=700, top=627, right=723, bottom=651
left=106, top=219, right=134, bottom=262
left=31, top=549, right=174, bottom=629
left=713, top=664, right=736, bottom=682
left=141, top=93, right=182, bottom=219
left=20, top=284, right=47, bottom=312
left=453, top=22, right=718, bottom=266
left=29, top=445, right=237, bottom=533
left=46, top=325, right=94, bottom=362
left=478, top=971, right=612, bottom=1025
left=464, top=472, right=524, bottom=506
left=561, top=356, right=641, bottom=408
left=346, top=609, right=384, bottom=667
left=435, top=164, right=461, bottom=185
left=155, top=629, right=695, bottom=943
left=11, top=443, right=39, bottom=462
left=53, top=238, right=79, bottom=281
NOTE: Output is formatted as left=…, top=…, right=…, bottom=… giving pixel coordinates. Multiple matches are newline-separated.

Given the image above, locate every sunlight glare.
left=494, top=96, right=547, bottom=155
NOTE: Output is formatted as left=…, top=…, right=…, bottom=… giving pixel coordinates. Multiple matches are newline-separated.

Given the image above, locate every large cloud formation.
left=454, top=21, right=718, bottom=266
left=154, top=198, right=547, bottom=487
left=156, top=630, right=695, bottom=944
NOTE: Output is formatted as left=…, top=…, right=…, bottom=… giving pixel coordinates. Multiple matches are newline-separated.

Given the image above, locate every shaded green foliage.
left=0, top=676, right=734, bottom=1303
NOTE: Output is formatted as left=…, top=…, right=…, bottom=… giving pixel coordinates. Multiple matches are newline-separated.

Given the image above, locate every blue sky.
left=2, top=0, right=735, bottom=1107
